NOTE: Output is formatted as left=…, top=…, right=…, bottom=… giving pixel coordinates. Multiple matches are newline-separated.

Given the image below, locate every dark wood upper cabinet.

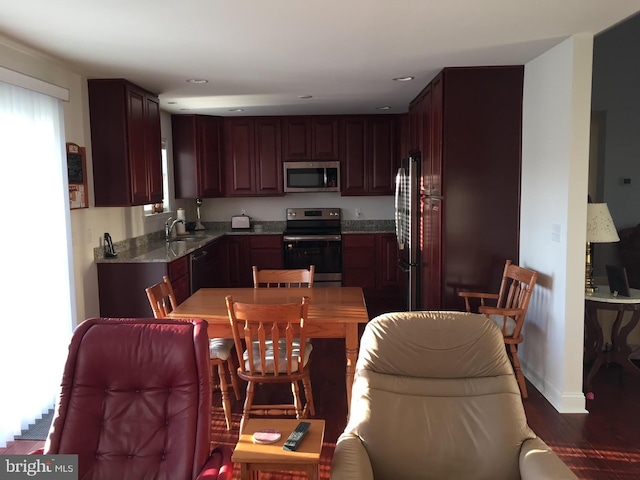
left=224, top=117, right=283, bottom=196
left=172, top=114, right=224, bottom=198
left=340, top=115, right=398, bottom=196
left=282, top=116, right=338, bottom=160
left=89, top=79, right=163, bottom=207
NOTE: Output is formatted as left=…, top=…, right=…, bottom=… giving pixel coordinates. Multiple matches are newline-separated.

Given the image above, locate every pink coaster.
left=253, top=429, right=282, bottom=444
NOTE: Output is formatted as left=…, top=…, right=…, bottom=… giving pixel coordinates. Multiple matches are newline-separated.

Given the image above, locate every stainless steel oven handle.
left=283, top=235, right=342, bottom=242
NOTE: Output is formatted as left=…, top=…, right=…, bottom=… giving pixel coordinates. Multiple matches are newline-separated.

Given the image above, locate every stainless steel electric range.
left=283, top=208, right=342, bottom=287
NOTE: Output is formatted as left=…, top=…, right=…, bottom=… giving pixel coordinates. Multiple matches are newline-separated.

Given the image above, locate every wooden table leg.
left=610, top=310, right=640, bottom=380
left=584, top=302, right=605, bottom=394
left=345, top=324, right=358, bottom=419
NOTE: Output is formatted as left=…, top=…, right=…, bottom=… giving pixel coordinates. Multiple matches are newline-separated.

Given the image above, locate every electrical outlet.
left=241, top=209, right=246, bottom=215
left=356, top=208, right=362, bottom=218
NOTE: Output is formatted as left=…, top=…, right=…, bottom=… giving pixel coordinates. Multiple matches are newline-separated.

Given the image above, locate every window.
left=0, top=79, right=74, bottom=446
left=144, top=140, right=170, bottom=215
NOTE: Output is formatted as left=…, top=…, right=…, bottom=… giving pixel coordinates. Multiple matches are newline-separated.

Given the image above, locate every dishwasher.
left=189, top=249, right=209, bottom=294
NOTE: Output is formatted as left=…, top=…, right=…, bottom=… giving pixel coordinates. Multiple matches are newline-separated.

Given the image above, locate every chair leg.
left=215, top=360, right=233, bottom=430
left=301, top=375, right=315, bottom=416
left=509, top=344, right=528, bottom=398
left=240, top=381, right=255, bottom=434
left=291, top=380, right=305, bottom=419
left=226, top=357, right=241, bottom=400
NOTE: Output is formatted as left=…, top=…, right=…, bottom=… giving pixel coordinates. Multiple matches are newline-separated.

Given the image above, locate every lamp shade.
left=586, top=203, right=620, bottom=243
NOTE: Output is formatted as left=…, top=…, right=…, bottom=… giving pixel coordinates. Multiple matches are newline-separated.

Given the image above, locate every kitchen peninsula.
left=95, top=219, right=402, bottom=319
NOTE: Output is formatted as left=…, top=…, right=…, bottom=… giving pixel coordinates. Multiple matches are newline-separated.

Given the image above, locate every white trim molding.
left=0, top=65, right=69, bottom=101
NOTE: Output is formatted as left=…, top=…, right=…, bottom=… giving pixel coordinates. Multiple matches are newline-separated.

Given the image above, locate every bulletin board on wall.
left=67, top=142, right=88, bottom=209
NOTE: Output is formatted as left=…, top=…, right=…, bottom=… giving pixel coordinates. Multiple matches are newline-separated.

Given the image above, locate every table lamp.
left=586, top=203, right=619, bottom=293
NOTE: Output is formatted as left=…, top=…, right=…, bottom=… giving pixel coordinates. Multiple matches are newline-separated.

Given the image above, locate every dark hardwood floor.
left=3, top=341, right=639, bottom=479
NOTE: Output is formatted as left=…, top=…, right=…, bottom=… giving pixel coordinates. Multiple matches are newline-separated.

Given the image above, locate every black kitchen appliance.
left=283, top=208, right=342, bottom=286
left=103, top=232, right=117, bottom=258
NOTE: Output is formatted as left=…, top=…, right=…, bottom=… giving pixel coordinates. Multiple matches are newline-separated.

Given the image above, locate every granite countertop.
left=95, top=220, right=395, bottom=264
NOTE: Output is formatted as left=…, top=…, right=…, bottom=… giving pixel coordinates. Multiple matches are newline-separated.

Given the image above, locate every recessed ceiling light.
left=298, top=95, right=313, bottom=99
left=393, top=76, right=415, bottom=82
left=228, top=108, right=244, bottom=112
left=179, top=108, right=189, bottom=111
left=186, top=78, right=209, bottom=84
left=167, top=101, right=177, bottom=105
left=376, top=106, right=392, bottom=110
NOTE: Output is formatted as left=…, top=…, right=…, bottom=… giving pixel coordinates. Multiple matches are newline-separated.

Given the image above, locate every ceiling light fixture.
left=298, top=95, right=313, bottom=99
left=167, top=101, right=177, bottom=105
left=393, top=76, right=415, bottom=82
left=376, top=106, right=392, bottom=110
left=228, top=108, right=244, bottom=112
left=186, top=78, right=208, bottom=84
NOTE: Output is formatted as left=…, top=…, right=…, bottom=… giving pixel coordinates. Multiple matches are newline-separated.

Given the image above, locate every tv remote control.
left=282, top=421, right=311, bottom=451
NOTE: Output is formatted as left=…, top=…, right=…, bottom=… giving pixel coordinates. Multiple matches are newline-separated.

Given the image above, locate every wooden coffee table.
left=232, top=418, right=326, bottom=480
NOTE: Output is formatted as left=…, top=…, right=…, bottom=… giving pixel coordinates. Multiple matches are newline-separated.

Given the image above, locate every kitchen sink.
left=168, top=236, right=203, bottom=242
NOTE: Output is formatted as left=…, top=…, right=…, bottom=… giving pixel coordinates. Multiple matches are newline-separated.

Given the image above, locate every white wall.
left=520, top=34, right=593, bottom=413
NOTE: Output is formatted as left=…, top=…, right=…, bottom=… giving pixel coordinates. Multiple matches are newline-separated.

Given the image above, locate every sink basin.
left=168, top=236, right=202, bottom=242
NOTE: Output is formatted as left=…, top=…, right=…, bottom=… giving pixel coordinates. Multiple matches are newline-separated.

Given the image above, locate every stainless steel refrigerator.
left=395, top=151, right=424, bottom=310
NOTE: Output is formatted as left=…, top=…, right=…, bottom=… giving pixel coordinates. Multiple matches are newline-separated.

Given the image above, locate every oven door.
left=283, top=235, right=342, bottom=286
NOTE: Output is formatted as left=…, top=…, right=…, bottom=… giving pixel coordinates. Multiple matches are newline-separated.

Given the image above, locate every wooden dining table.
left=167, top=286, right=370, bottom=415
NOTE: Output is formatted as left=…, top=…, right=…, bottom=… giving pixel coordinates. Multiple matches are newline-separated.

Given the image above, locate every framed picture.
left=67, top=142, right=88, bottom=209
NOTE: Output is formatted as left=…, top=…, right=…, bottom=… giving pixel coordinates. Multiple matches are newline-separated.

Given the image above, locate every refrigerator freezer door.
left=395, top=153, right=422, bottom=310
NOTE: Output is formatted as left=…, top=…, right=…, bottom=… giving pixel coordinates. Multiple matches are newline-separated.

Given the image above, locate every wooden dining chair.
left=459, top=260, right=538, bottom=398
left=252, top=265, right=315, bottom=288
left=225, top=294, right=314, bottom=433
left=145, top=276, right=240, bottom=429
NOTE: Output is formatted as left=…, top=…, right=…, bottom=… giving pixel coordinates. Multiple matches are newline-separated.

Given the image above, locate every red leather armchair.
left=40, top=317, right=233, bottom=480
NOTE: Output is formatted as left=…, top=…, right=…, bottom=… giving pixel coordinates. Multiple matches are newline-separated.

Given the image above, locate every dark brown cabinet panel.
left=343, top=233, right=405, bottom=317
left=98, top=256, right=189, bottom=317
left=254, top=119, right=283, bottom=194
left=223, top=236, right=251, bottom=286
left=340, top=117, right=367, bottom=194
left=342, top=234, right=376, bottom=289
left=411, top=66, right=523, bottom=311
left=224, top=117, right=282, bottom=196
left=340, top=115, right=398, bottom=196
left=282, top=116, right=338, bottom=160
left=89, top=79, right=163, bottom=206
left=378, top=233, right=403, bottom=288
left=172, top=114, right=224, bottom=198
left=249, top=235, right=283, bottom=270
left=168, top=256, right=190, bottom=305
left=311, top=117, right=339, bottom=159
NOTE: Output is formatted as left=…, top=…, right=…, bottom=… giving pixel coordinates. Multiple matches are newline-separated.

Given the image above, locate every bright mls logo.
left=0, top=455, right=77, bottom=479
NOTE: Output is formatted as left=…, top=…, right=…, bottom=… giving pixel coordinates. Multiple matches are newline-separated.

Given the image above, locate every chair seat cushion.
left=488, top=314, right=517, bottom=336
left=210, top=338, right=234, bottom=360
left=243, top=340, right=312, bottom=373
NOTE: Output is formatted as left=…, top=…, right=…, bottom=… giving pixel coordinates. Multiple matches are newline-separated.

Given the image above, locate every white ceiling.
left=1, top=1, right=639, bottom=116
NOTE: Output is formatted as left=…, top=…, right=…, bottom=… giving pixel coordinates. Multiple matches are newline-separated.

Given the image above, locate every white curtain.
left=0, top=81, right=75, bottom=447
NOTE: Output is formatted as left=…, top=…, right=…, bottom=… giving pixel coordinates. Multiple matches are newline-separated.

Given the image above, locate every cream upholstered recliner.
left=331, top=311, right=578, bottom=480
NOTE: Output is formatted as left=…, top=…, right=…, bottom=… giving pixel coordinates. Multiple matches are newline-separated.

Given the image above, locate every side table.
left=584, top=286, right=640, bottom=398
left=232, top=418, right=326, bottom=480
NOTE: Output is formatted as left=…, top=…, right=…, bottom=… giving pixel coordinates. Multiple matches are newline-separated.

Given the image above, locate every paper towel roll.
left=176, top=208, right=186, bottom=221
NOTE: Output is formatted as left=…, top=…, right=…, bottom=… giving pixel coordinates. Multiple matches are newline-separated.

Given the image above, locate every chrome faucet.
left=165, top=217, right=184, bottom=242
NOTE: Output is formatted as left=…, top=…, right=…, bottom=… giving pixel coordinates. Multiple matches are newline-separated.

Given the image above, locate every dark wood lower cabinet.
left=342, top=233, right=405, bottom=319
left=98, top=257, right=188, bottom=318
left=98, top=233, right=400, bottom=318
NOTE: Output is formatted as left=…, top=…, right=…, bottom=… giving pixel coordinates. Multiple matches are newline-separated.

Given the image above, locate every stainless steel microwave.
left=283, top=161, right=340, bottom=192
